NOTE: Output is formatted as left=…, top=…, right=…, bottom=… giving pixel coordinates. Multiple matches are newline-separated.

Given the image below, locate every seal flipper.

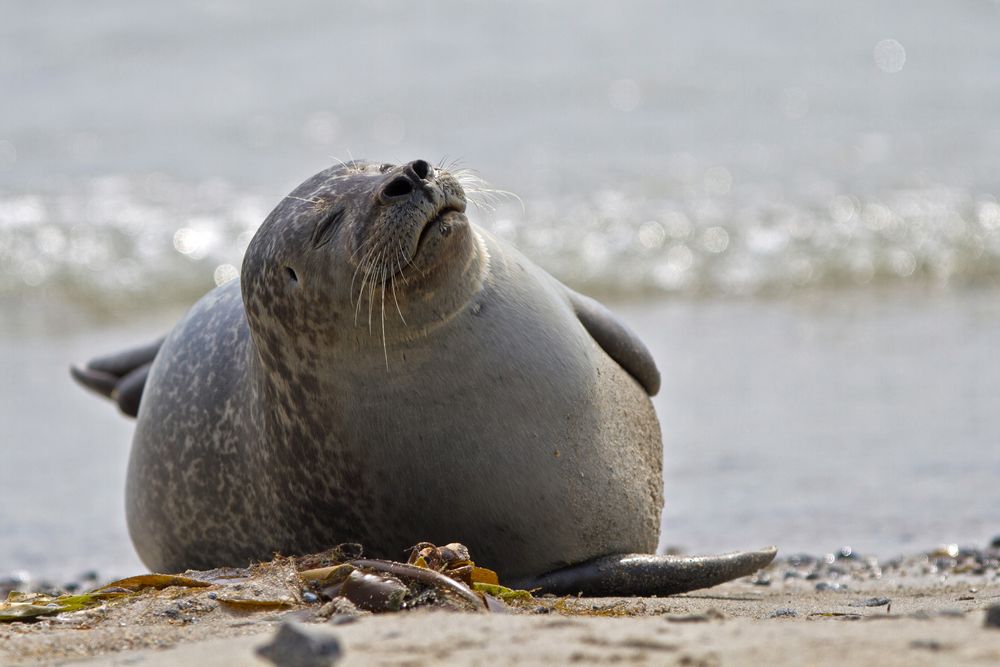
left=510, top=547, right=777, bottom=597
left=70, top=337, right=164, bottom=417
left=110, top=363, right=153, bottom=418
left=566, top=289, right=661, bottom=396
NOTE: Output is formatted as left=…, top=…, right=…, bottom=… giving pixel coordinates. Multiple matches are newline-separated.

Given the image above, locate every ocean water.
left=2, top=1, right=999, bottom=579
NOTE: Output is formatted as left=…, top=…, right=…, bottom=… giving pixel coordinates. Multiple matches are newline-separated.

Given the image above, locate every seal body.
left=125, top=160, right=663, bottom=580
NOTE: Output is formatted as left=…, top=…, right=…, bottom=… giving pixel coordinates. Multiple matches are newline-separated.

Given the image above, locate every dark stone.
left=328, top=615, right=359, bottom=626
left=786, top=554, right=816, bottom=567
left=769, top=608, right=798, bottom=618
left=985, top=604, right=1000, bottom=629
left=815, top=582, right=846, bottom=592
left=910, top=640, right=944, bottom=651
left=850, top=597, right=890, bottom=608
left=256, top=622, right=343, bottom=667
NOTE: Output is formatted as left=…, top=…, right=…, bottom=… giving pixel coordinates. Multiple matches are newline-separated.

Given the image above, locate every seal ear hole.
left=383, top=176, right=413, bottom=198
left=284, top=266, right=299, bottom=284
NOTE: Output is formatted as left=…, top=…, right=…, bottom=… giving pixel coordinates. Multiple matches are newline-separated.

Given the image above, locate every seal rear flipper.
left=566, top=289, right=661, bottom=396
left=109, top=363, right=152, bottom=417
left=510, top=547, right=777, bottom=597
left=70, top=336, right=165, bottom=417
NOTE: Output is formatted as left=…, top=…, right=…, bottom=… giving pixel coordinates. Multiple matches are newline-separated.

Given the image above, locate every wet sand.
left=3, top=550, right=1000, bottom=666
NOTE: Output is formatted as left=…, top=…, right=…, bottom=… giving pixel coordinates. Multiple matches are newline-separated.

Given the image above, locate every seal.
left=72, top=159, right=775, bottom=594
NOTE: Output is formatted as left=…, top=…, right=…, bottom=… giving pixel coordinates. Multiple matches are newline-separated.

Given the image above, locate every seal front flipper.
left=70, top=336, right=165, bottom=418
left=566, top=289, right=661, bottom=396
left=510, top=547, right=777, bottom=597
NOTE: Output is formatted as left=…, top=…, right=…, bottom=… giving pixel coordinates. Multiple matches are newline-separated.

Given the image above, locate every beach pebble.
left=836, top=546, right=859, bottom=560
left=909, top=640, right=945, bottom=651
left=769, top=608, right=798, bottom=618
left=302, top=592, right=318, bottom=604
left=850, top=597, right=890, bottom=607
left=256, top=621, right=342, bottom=667
left=815, top=582, right=846, bottom=592
left=317, top=597, right=365, bottom=620
left=786, top=554, right=817, bottom=567
left=327, top=615, right=359, bottom=626
left=985, top=604, right=1000, bottom=629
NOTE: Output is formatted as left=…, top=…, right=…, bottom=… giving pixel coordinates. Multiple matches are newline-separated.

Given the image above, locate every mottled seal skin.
left=74, top=159, right=776, bottom=592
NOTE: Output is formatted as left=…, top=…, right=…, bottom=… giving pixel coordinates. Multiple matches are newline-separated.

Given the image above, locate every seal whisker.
left=355, top=255, right=376, bottom=325
left=353, top=241, right=384, bottom=322
left=350, top=242, right=381, bottom=311
left=366, top=249, right=385, bottom=333
left=397, top=239, right=425, bottom=280
left=390, top=267, right=407, bottom=326
left=330, top=154, right=364, bottom=174
left=284, top=195, right=324, bottom=205
left=394, top=241, right=413, bottom=285
left=438, top=156, right=464, bottom=173
left=351, top=228, right=390, bottom=295
left=380, top=266, right=389, bottom=370
left=448, top=168, right=524, bottom=213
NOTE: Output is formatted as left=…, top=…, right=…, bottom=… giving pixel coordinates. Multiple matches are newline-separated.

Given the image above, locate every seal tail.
left=509, top=547, right=777, bottom=597
left=70, top=337, right=165, bottom=418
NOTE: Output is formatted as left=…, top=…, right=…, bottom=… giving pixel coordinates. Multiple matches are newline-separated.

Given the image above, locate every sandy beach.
left=3, top=548, right=1000, bottom=666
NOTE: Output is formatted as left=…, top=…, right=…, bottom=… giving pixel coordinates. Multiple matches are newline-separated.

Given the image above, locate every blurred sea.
left=2, top=0, right=999, bottom=580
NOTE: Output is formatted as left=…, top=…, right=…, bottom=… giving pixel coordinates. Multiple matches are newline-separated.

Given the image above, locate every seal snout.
left=378, top=159, right=433, bottom=203
left=365, top=158, right=470, bottom=272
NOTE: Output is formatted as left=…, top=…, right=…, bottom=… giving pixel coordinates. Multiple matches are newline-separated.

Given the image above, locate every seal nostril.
left=411, top=159, right=430, bottom=180
left=383, top=176, right=413, bottom=198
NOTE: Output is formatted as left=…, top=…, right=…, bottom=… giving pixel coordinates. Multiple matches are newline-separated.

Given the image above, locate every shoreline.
left=3, top=547, right=1000, bottom=666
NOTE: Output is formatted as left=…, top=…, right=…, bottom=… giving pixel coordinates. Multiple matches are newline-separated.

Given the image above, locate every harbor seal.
left=72, top=159, right=775, bottom=594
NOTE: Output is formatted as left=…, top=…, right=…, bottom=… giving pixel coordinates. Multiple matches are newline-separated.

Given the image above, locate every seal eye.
left=311, top=208, right=344, bottom=249
left=285, top=267, right=299, bottom=284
